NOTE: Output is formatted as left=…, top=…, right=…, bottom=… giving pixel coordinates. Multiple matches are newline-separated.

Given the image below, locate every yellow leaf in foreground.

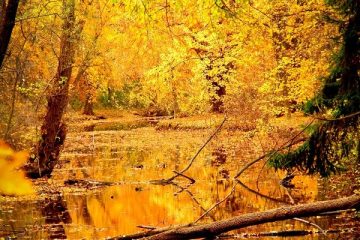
left=0, top=141, right=34, bottom=196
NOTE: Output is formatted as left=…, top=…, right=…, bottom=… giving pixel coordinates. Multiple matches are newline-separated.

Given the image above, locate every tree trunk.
left=83, top=93, right=95, bottom=115
left=206, top=64, right=226, bottom=113
left=210, top=81, right=226, bottom=113
left=79, top=72, right=95, bottom=116
left=25, top=0, right=76, bottom=178
left=112, top=195, right=360, bottom=240
left=0, top=0, right=20, bottom=69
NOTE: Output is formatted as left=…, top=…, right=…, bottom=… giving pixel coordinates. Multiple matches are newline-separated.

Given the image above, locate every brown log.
left=116, top=195, right=359, bottom=240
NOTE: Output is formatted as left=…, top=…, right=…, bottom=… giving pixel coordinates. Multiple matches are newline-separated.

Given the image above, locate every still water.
left=1, top=118, right=359, bottom=239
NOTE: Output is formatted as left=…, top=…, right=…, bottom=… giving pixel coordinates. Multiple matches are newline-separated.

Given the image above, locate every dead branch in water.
left=109, top=194, right=359, bottom=240
left=193, top=136, right=307, bottom=223
left=151, top=116, right=227, bottom=185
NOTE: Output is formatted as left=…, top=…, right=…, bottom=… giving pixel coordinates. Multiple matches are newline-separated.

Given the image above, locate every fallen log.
left=111, top=195, right=360, bottom=240
left=150, top=195, right=360, bottom=240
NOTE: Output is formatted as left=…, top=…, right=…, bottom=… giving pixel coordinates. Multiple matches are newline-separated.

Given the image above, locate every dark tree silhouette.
left=0, top=0, right=20, bottom=69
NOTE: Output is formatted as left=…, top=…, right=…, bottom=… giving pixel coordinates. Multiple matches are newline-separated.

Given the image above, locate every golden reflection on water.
left=54, top=126, right=321, bottom=239
left=0, top=122, right=357, bottom=239
left=65, top=184, right=201, bottom=239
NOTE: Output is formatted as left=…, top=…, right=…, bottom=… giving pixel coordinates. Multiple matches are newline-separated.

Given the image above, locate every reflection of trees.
left=211, top=146, right=227, bottom=167
left=200, top=170, right=289, bottom=222
left=41, top=195, right=71, bottom=239
left=171, top=182, right=216, bottom=221
left=67, top=155, right=92, bottom=179
left=237, top=180, right=287, bottom=205
left=68, top=194, right=93, bottom=225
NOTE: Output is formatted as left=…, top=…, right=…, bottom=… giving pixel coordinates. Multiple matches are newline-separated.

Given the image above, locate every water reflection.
left=0, top=195, right=71, bottom=239
left=1, top=121, right=359, bottom=239
left=42, top=195, right=71, bottom=239
left=64, top=184, right=206, bottom=238
left=211, top=146, right=227, bottom=166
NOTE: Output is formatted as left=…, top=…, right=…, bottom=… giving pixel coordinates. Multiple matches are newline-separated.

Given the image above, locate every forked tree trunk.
left=0, top=0, right=20, bottom=69
left=25, top=0, right=76, bottom=178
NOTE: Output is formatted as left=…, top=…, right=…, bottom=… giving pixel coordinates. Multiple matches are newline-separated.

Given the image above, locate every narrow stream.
left=1, top=118, right=359, bottom=239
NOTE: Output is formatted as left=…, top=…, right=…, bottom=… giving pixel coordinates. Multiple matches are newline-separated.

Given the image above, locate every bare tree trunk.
left=25, top=0, right=76, bottom=178
left=0, top=0, right=20, bottom=69
left=112, top=195, right=360, bottom=240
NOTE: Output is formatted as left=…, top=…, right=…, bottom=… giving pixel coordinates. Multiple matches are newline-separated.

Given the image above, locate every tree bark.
left=0, top=0, right=20, bottom=69
left=25, top=0, right=76, bottom=178
left=83, top=93, right=95, bottom=115
left=112, top=195, right=360, bottom=240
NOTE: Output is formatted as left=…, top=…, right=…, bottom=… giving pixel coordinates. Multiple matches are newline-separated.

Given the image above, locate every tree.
left=270, top=0, right=360, bottom=176
left=190, top=29, right=237, bottom=113
left=0, top=0, right=20, bottom=69
left=79, top=72, right=96, bottom=115
left=25, top=0, right=77, bottom=178
left=71, top=0, right=104, bottom=116
left=0, top=0, right=63, bottom=146
left=241, top=0, right=336, bottom=118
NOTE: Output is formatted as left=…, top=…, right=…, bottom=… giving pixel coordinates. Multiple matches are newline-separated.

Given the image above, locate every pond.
left=1, top=117, right=359, bottom=239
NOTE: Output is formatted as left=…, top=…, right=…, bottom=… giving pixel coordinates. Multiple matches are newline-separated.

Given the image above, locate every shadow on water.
left=41, top=195, right=72, bottom=239
left=0, top=194, right=71, bottom=239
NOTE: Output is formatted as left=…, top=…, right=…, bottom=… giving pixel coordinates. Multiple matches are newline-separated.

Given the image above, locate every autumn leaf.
left=0, top=141, right=34, bottom=196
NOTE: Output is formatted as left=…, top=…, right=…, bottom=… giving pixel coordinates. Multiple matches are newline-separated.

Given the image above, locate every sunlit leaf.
left=0, top=141, right=34, bottom=196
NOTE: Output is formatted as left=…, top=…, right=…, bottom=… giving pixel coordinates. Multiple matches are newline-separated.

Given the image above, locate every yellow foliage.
left=0, top=141, right=34, bottom=196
